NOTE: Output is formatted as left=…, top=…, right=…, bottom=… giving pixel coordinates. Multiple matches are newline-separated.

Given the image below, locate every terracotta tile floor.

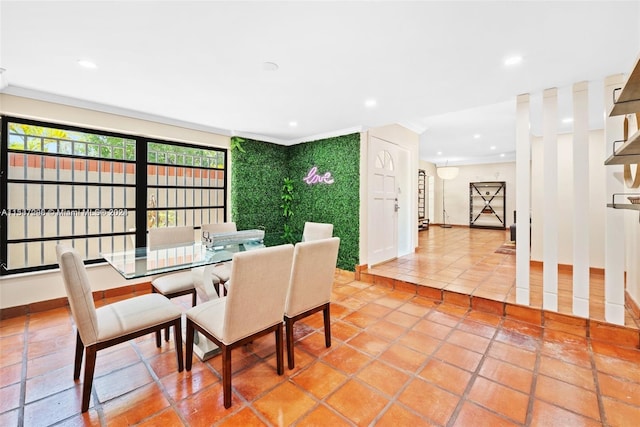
left=368, top=226, right=640, bottom=329
left=1, top=228, right=640, bottom=426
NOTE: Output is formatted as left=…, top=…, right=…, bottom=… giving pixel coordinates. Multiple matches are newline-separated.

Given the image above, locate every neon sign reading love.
left=303, top=166, right=334, bottom=185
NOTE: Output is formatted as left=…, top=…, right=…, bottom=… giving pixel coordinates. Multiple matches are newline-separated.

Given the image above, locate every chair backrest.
left=202, top=222, right=237, bottom=234
left=148, top=226, right=195, bottom=248
left=302, top=222, right=333, bottom=242
left=56, top=244, right=100, bottom=346
left=285, top=237, right=340, bottom=317
left=222, top=244, right=294, bottom=343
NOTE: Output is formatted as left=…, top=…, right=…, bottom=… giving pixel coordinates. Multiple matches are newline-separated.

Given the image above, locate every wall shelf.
left=610, top=53, right=640, bottom=117
left=604, top=128, right=640, bottom=165
left=607, top=193, right=640, bottom=211
left=606, top=54, right=640, bottom=219
left=606, top=203, right=640, bottom=211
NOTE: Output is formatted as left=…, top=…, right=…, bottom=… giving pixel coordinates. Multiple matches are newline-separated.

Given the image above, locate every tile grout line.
left=366, top=298, right=454, bottom=426
left=523, top=323, right=543, bottom=426
left=17, top=316, right=28, bottom=427
left=587, top=338, right=609, bottom=426
left=445, top=311, right=523, bottom=427
left=130, top=339, right=193, bottom=427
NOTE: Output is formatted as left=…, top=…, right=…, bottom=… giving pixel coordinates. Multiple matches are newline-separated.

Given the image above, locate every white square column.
left=603, top=74, right=626, bottom=325
left=515, top=94, right=531, bottom=305
left=572, top=81, right=590, bottom=318
left=542, top=88, right=559, bottom=312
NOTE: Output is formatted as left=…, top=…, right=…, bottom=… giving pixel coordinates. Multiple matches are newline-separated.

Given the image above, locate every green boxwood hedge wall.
left=230, top=134, right=360, bottom=271
left=230, top=138, right=288, bottom=246
left=287, top=134, right=360, bottom=271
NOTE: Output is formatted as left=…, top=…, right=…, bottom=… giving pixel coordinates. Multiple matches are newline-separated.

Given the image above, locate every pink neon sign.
left=303, top=166, right=334, bottom=185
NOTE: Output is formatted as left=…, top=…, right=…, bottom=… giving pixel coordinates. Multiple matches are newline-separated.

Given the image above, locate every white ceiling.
left=1, top=1, right=639, bottom=166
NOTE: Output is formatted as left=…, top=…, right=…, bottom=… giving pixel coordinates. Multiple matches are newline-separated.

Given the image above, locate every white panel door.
left=368, top=137, right=398, bottom=265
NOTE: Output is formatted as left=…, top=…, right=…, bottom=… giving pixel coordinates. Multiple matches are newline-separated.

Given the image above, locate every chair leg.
left=323, top=303, right=331, bottom=348
left=173, top=319, right=184, bottom=372
left=156, top=330, right=162, bottom=347
left=191, top=289, right=197, bottom=306
left=276, top=323, right=284, bottom=375
left=185, top=319, right=195, bottom=371
left=164, top=325, right=171, bottom=342
left=81, top=345, right=97, bottom=413
left=74, top=332, right=84, bottom=380
left=222, top=345, right=232, bottom=409
left=285, top=317, right=295, bottom=369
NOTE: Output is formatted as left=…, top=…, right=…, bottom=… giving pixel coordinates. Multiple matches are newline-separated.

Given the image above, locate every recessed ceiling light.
left=364, top=98, right=377, bottom=108
left=77, top=59, right=97, bottom=69
left=288, top=121, right=297, bottom=127
left=437, top=151, right=442, bottom=155
left=562, top=117, right=573, bottom=123
left=500, top=153, right=506, bottom=157
left=490, top=145, right=496, bottom=150
left=504, top=55, right=523, bottom=66
left=262, top=62, right=279, bottom=71
left=473, top=134, right=481, bottom=139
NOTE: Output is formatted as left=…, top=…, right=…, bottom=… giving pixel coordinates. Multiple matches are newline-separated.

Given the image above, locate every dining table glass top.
left=102, top=241, right=265, bottom=279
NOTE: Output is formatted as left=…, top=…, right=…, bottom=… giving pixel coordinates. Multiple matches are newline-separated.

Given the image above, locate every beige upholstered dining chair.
left=201, top=222, right=237, bottom=295
left=56, top=245, right=183, bottom=413
left=185, top=243, right=294, bottom=408
left=301, top=221, right=333, bottom=241
left=148, top=225, right=198, bottom=339
left=284, top=237, right=340, bottom=369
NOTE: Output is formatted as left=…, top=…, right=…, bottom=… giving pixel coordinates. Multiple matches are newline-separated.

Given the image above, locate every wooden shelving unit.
left=607, top=54, right=640, bottom=212
left=610, top=56, right=640, bottom=116
left=469, top=181, right=506, bottom=230
left=418, top=170, right=427, bottom=230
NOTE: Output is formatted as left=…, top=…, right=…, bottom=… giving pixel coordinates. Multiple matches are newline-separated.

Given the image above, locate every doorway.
left=368, top=136, right=400, bottom=265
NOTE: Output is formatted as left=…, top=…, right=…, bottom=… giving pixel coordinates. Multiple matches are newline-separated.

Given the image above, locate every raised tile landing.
left=359, top=226, right=640, bottom=347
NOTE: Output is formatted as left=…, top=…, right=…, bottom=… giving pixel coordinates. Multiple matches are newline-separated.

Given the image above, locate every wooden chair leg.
left=285, top=317, right=295, bottom=369
left=156, top=330, right=162, bottom=347
left=164, top=326, right=171, bottom=342
left=74, top=332, right=84, bottom=380
left=323, top=303, right=331, bottom=348
left=222, top=345, right=232, bottom=409
left=191, top=289, right=197, bottom=306
left=276, top=323, right=284, bottom=375
left=185, top=320, right=195, bottom=371
left=173, top=319, right=184, bottom=372
left=81, top=345, right=97, bottom=413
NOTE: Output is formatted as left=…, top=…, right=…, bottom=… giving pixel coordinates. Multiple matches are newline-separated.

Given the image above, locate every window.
left=147, top=140, right=226, bottom=230
left=374, top=150, right=394, bottom=171
left=0, top=117, right=227, bottom=275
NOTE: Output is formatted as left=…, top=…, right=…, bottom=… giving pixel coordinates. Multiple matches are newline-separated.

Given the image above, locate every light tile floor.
left=1, top=228, right=640, bottom=426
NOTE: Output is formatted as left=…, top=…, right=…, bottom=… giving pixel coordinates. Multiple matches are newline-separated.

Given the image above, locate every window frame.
left=0, top=115, right=227, bottom=275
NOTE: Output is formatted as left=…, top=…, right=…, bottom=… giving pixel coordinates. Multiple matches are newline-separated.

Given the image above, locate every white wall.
left=531, top=130, right=606, bottom=268
left=0, top=95, right=230, bottom=309
left=625, top=209, right=640, bottom=309
left=434, top=162, right=516, bottom=228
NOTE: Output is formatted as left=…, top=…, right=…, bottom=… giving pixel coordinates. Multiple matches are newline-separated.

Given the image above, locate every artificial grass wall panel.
left=230, top=134, right=360, bottom=270
left=288, top=134, right=360, bottom=271
left=230, top=138, right=288, bottom=246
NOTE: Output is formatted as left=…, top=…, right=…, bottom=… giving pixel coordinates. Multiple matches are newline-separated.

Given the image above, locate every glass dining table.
left=102, top=240, right=266, bottom=360
left=102, top=240, right=265, bottom=280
